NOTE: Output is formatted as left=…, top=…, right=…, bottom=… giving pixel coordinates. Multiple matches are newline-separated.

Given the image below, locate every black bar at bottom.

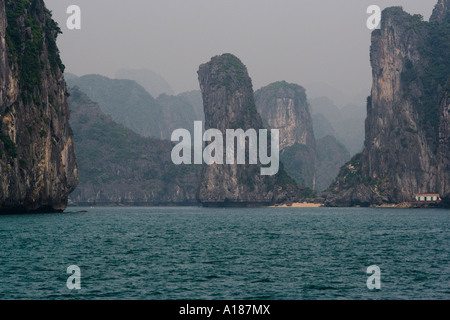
left=0, top=300, right=445, bottom=318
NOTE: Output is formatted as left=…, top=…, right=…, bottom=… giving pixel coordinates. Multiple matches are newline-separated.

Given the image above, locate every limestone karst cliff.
left=437, top=89, right=449, bottom=201
left=197, top=54, right=301, bottom=206
left=254, top=82, right=353, bottom=192
left=0, top=0, right=78, bottom=213
left=325, top=0, right=450, bottom=206
left=255, top=82, right=317, bottom=190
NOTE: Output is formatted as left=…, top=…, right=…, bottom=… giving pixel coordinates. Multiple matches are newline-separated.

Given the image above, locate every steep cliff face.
left=255, top=82, right=317, bottom=189
left=325, top=1, right=450, bottom=206
left=437, top=89, right=449, bottom=202
left=0, top=0, right=78, bottom=213
left=68, top=88, right=199, bottom=206
left=255, top=82, right=315, bottom=150
left=197, top=54, right=300, bottom=206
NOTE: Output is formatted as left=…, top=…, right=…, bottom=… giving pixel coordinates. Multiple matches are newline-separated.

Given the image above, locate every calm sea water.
left=0, top=206, right=448, bottom=300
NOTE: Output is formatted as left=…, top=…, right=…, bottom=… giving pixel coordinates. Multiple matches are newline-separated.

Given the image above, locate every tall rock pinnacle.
left=197, top=54, right=300, bottom=206
left=324, top=1, right=450, bottom=206
left=0, top=0, right=78, bottom=213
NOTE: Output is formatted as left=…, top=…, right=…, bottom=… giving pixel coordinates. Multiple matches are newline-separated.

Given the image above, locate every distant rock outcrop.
left=66, top=74, right=200, bottom=140
left=0, top=0, right=78, bottom=213
left=66, top=74, right=165, bottom=138
left=254, top=82, right=353, bottom=192
left=156, top=93, right=201, bottom=137
left=255, top=82, right=317, bottom=189
left=315, top=135, right=351, bottom=192
left=312, top=113, right=337, bottom=140
left=197, top=54, right=301, bottom=206
left=177, top=90, right=205, bottom=122
left=325, top=1, right=450, bottom=206
left=68, top=87, right=200, bottom=206
left=309, top=97, right=365, bottom=156
left=255, top=82, right=315, bottom=150
left=115, top=68, right=174, bottom=97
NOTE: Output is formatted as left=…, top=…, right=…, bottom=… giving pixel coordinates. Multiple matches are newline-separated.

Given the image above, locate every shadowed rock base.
left=0, top=204, right=66, bottom=214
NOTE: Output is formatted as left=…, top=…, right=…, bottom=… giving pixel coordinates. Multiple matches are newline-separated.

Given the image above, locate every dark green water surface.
left=0, top=207, right=448, bottom=300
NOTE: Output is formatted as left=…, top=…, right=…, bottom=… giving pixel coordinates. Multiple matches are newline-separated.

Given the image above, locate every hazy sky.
left=45, top=0, right=437, bottom=104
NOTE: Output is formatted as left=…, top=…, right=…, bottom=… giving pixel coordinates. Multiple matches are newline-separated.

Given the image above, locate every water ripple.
left=0, top=207, right=448, bottom=300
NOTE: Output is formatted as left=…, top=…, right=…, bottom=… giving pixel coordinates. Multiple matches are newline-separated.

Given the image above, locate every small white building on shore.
left=414, top=193, right=441, bottom=202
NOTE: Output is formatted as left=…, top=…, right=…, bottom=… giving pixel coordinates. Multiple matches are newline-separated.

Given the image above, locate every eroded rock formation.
left=0, top=0, right=78, bottom=213
left=197, top=54, right=300, bottom=206
left=255, top=82, right=317, bottom=189
left=325, top=0, right=450, bottom=206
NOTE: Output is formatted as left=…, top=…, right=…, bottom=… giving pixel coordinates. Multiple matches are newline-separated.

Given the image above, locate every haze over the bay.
left=45, top=0, right=436, bottom=105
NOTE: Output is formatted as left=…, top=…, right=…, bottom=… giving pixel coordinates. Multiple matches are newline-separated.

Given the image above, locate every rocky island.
left=197, top=54, right=302, bottom=206
left=324, top=0, right=450, bottom=207
left=0, top=0, right=78, bottom=213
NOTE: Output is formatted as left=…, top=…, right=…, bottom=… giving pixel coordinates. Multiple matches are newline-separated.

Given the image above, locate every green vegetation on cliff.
left=0, top=121, right=17, bottom=159
left=5, top=0, right=63, bottom=102
left=210, top=53, right=254, bottom=101
left=219, top=53, right=249, bottom=88
left=398, top=8, right=450, bottom=138
left=1, top=0, right=78, bottom=213
left=328, top=153, right=389, bottom=195
left=418, top=13, right=450, bottom=133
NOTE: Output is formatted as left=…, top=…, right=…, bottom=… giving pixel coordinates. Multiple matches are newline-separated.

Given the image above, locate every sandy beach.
left=271, top=203, right=323, bottom=208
